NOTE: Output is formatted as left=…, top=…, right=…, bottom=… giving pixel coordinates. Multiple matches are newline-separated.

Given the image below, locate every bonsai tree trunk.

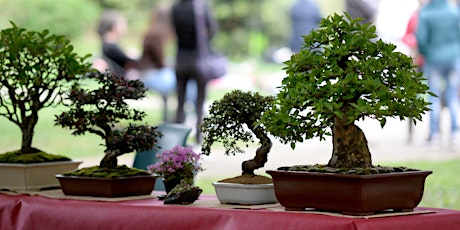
left=241, top=125, right=272, bottom=175
left=20, top=115, right=38, bottom=153
left=328, top=116, right=372, bottom=168
left=98, top=125, right=120, bottom=168
left=99, top=149, right=122, bottom=168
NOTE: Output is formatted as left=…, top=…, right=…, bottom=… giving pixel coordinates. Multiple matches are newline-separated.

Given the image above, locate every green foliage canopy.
left=201, top=90, right=274, bottom=156
left=262, top=13, right=432, bottom=149
left=0, top=22, right=92, bottom=153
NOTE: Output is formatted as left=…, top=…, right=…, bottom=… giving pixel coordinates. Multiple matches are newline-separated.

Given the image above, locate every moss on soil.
left=62, top=165, right=150, bottom=179
left=277, top=164, right=420, bottom=175
left=219, top=174, right=273, bottom=184
left=0, top=149, right=71, bottom=163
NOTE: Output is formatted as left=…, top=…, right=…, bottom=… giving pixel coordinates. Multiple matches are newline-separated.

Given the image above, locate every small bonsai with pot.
left=54, top=71, right=161, bottom=197
left=200, top=89, right=277, bottom=204
left=148, top=145, right=203, bottom=204
left=0, top=22, right=91, bottom=191
left=261, top=13, right=433, bottom=215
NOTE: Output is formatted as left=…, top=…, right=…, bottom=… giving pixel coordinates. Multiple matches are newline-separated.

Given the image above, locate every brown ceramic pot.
left=267, top=169, right=432, bottom=215
left=56, top=174, right=157, bottom=198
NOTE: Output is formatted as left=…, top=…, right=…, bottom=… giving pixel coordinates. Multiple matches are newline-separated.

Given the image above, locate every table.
left=1, top=193, right=460, bottom=230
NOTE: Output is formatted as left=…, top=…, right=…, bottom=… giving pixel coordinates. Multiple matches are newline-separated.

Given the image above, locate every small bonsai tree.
left=200, top=90, right=274, bottom=183
left=0, top=22, right=91, bottom=161
left=55, top=71, right=161, bottom=172
left=262, top=13, right=432, bottom=170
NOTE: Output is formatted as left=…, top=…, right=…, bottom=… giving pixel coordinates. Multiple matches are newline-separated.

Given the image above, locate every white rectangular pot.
left=212, top=182, right=278, bottom=205
left=0, top=161, right=82, bottom=192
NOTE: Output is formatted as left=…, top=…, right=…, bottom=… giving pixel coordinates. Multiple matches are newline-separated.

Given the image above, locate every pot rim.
left=266, top=169, right=433, bottom=179
left=212, top=181, right=274, bottom=188
left=0, top=160, right=83, bottom=167
left=56, top=174, right=158, bottom=181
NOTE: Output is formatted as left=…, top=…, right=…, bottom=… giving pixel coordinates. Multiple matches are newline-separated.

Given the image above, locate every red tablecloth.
left=1, top=193, right=460, bottom=230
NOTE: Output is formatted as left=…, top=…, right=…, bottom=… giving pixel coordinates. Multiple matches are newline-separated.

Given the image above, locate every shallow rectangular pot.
left=212, top=182, right=277, bottom=205
left=56, top=174, right=156, bottom=198
left=267, top=169, right=432, bottom=215
left=0, top=161, right=82, bottom=192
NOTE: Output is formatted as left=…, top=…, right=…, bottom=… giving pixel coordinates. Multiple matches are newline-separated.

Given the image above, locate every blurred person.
left=416, top=0, right=460, bottom=149
left=374, top=0, right=419, bottom=54
left=135, top=4, right=177, bottom=121
left=401, top=0, right=428, bottom=143
left=345, top=0, right=378, bottom=24
left=402, top=0, right=427, bottom=69
left=96, top=10, right=136, bottom=77
left=289, top=0, right=322, bottom=53
left=171, top=0, right=217, bottom=144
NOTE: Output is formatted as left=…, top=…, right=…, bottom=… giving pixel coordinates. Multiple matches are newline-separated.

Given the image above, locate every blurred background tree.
left=211, top=0, right=342, bottom=59
left=0, top=0, right=100, bottom=39
left=0, top=0, right=343, bottom=60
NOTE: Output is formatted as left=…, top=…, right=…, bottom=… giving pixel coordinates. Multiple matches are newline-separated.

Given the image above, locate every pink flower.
left=147, top=145, right=203, bottom=182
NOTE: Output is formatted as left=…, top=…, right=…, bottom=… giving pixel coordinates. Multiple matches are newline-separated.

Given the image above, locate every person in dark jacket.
left=289, top=0, right=322, bottom=53
left=416, top=0, right=460, bottom=149
left=96, top=10, right=136, bottom=77
left=171, top=0, right=217, bottom=144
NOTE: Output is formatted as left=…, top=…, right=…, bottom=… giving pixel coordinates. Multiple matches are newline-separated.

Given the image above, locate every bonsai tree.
left=200, top=89, right=274, bottom=183
left=0, top=22, right=91, bottom=162
left=262, top=13, right=432, bottom=170
left=55, top=71, right=161, bottom=173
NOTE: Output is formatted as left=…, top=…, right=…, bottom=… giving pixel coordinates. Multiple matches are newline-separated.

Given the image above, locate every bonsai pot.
left=56, top=174, right=157, bottom=198
left=0, top=161, right=82, bottom=192
left=267, top=169, right=432, bottom=216
left=212, top=182, right=278, bottom=205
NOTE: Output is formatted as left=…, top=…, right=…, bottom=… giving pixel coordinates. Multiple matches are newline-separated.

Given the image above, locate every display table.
left=1, top=192, right=460, bottom=229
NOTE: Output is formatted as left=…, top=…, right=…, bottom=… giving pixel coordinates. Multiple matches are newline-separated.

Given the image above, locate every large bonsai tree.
left=55, top=71, right=161, bottom=169
left=201, top=90, right=274, bottom=181
left=0, top=22, right=91, bottom=155
left=262, top=13, right=432, bottom=169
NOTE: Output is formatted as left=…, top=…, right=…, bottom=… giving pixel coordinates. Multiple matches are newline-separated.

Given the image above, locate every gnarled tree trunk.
left=241, top=125, right=272, bottom=175
left=328, top=116, right=372, bottom=168
left=99, top=149, right=122, bottom=168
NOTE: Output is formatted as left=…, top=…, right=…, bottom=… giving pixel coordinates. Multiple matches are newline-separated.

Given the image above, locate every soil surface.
left=218, top=174, right=273, bottom=184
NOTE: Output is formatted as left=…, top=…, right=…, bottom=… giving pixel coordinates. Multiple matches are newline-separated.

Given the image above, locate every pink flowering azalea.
left=147, top=145, right=203, bottom=182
